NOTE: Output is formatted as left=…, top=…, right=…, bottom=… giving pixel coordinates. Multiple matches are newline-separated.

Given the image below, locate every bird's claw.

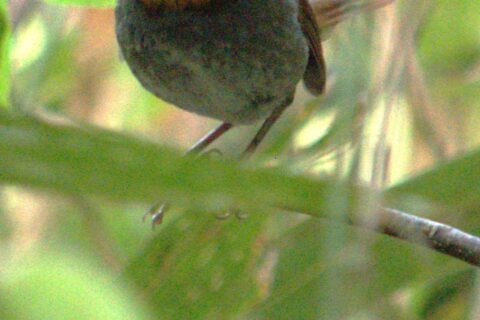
left=145, top=204, right=249, bottom=229
left=215, top=211, right=232, bottom=220
left=234, top=210, right=249, bottom=220
left=215, top=210, right=249, bottom=221
left=144, top=203, right=170, bottom=228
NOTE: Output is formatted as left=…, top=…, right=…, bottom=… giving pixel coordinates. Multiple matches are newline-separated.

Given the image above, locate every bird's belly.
left=116, top=0, right=309, bottom=124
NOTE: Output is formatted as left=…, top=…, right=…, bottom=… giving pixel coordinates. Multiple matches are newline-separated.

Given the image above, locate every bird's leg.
left=149, top=97, right=291, bottom=225
left=232, top=98, right=292, bottom=219
left=241, top=97, right=292, bottom=158
left=185, top=122, right=233, bottom=155
left=147, top=122, right=233, bottom=227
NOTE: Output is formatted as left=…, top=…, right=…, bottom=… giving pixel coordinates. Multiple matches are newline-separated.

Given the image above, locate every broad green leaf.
left=388, top=149, right=480, bottom=209
left=124, top=211, right=269, bottom=319
left=0, top=251, right=152, bottom=320
left=411, top=269, right=475, bottom=320
left=44, top=0, right=115, bottom=7
left=260, top=220, right=354, bottom=320
left=258, top=219, right=467, bottom=319
left=0, top=0, right=10, bottom=107
left=0, top=109, right=362, bottom=219
left=3, top=108, right=480, bottom=225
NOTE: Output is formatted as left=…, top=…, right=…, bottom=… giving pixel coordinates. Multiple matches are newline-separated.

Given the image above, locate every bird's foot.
left=144, top=203, right=170, bottom=228
left=215, top=210, right=249, bottom=221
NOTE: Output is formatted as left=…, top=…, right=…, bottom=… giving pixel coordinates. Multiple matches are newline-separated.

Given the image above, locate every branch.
left=285, top=205, right=480, bottom=267
left=367, top=208, right=480, bottom=267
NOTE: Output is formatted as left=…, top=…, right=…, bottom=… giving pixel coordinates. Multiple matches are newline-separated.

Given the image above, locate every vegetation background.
left=1, top=0, right=480, bottom=319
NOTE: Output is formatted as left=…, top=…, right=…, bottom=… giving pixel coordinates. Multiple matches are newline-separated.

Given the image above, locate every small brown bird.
left=115, top=0, right=392, bottom=224
left=116, top=0, right=326, bottom=155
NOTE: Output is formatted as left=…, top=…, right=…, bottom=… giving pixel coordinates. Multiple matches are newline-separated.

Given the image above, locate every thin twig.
left=282, top=201, right=480, bottom=267
left=365, top=208, right=480, bottom=267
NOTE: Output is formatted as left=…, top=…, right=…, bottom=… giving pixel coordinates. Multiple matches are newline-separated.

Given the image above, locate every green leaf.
left=0, top=109, right=362, bottom=219
left=3, top=108, right=480, bottom=227
left=419, top=0, right=480, bottom=74
left=411, top=269, right=475, bottom=320
left=0, top=0, right=10, bottom=107
left=260, top=220, right=354, bottom=320
left=44, top=0, right=115, bottom=7
left=124, top=211, right=269, bottom=319
left=258, top=219, right=466, bottom=319
left=0, top=251, right=152, bottom=320
left=388, top=149, right=480, bottom=209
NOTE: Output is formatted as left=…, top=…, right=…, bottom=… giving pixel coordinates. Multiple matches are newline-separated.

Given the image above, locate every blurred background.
left=1, top=0, right=480, bottom=319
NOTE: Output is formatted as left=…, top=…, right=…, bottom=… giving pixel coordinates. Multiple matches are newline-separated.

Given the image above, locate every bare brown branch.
left=367, top=208, right=480, bottom=267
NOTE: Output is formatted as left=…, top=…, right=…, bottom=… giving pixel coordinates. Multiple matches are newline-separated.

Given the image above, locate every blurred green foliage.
left=0, top=0, right=10, bottom=106
left=0, top=0, right=480, bottom=319
left=0, top=251, right=153, bottom=320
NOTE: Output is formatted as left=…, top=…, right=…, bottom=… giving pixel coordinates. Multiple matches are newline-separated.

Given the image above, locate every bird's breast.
left=116, top=0, right=309, bottom=124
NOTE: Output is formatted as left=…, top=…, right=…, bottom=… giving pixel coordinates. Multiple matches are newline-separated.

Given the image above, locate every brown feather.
left=298, top=0, right=327, bottom=95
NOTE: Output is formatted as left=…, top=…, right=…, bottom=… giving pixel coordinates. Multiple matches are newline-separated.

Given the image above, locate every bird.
left=114, top=0, right=392, bottom=224
left=115, top=0, right=326, bottom=153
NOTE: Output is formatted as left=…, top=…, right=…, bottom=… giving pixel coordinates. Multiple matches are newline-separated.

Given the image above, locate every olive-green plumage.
left=115, top=0, right=324, bottom=124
